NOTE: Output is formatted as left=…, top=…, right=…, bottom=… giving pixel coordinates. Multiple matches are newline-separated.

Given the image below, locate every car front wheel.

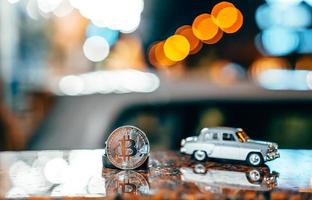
left=193, top=150, right=207, bottom=161
left=247, top=152, right=263, bottom=166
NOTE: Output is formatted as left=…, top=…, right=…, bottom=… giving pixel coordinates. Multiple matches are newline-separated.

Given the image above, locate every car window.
left=212, top=133, right=218, bottom=140
left=222, top=133, right=235, bottom=141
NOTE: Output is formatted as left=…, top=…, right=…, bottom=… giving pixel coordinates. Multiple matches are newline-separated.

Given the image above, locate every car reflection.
left=180, top=163, right=278, bottom=193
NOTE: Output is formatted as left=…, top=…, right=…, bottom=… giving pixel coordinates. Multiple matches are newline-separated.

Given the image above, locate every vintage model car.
left=180, top=127, right=280, bottom=166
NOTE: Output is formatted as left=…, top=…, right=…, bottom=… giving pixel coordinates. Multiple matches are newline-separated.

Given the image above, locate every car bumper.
left=266, top=151, right=280, bottom=161
left=180, top=147, right=187, bottom=153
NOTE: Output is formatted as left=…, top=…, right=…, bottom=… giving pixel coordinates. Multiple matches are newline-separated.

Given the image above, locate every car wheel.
left=193, top=163, right=207, bottom=174
left=246, top=169, right=263, bottom=183
left=247, top=152, right=263, bottom=166
left=193, top=150, right=207, bottom=161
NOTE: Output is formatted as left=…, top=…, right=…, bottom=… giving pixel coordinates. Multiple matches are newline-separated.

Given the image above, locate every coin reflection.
left=180, top=163, right=278, bottom=193
left=105, top=170, right=149, bottom=195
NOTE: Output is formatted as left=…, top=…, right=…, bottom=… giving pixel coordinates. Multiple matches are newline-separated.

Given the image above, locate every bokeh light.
left=53, top=0, right=74, bottom=17
left=209, top=60, right=245, bottom=85
left=37, top=0, right=62, bottom=13
left=192, top=14, right=220, bottom=41
left=59, top=75, right=84, bottom=96
left=164, top=35, right=190, bottom=62
left=211, top=2, right=243, bottom=34
left=203, top=28, right=223, bottom=44
left=86, top=24, right=119, bottom=46
left=176, top=25, right=202, bottom=55
left=296, top=56, right=312, bottom=70
left=83, top=36, right=110, bottom=62
left=153, top=41, right=177, bottom=67
left=256, top=4, right=311, bottom=30
left=70, top=0, right=144, bottom=33
left=261, top=28, right=300, bottom=56
left=211, top=1, right=235, bottom=17
left=250, top=57, right=289, bottom=80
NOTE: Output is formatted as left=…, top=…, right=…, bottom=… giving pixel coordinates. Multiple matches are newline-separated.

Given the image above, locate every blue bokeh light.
left=86, top=24, right=119, bottom=46
left=261, top=28, right=300, bottom=56
left=256, top=4, right=311, bottom=30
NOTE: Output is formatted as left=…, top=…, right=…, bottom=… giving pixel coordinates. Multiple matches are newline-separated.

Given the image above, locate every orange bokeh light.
left=203, top=28, right=223, bottom=44
left=250, top=57, right=289, bottom=80
left=148, top=42, right=176, bottom=68
left=211, top=1, right=243, bottom=34
left=155, top=41, right=177, bottom=67
left=211, top=1, right=235, bottom=18
left=176, top=25, right=202, bottom=55
left=192, top=14, right=220, bottom=41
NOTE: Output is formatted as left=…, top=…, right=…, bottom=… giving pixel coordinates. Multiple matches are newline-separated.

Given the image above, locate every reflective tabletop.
left=0, top=150, right=311, bottom=199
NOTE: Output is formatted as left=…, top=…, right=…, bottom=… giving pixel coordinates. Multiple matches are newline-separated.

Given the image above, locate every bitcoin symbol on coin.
left=118, top=134, right=137, bottom=161
left=106, top=170, right=149, bottom=195
left=106, top=126, right=150, bottom=169
left=118, top=179, right=137, bottom=194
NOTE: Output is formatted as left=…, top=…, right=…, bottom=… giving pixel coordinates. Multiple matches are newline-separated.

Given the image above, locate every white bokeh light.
left=59, top=75, right=84, bottom=95
left=83, top=36, right=110, bottom=62
left=37, top=0, right=63, bottom=13
left=69, top=0, right=143, bottom=33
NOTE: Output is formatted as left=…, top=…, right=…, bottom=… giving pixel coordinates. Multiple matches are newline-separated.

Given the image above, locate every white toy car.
left=180, top=127, right=280, bottom=166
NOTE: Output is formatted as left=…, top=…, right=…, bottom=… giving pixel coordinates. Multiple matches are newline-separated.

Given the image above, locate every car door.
left=212, top=132, right=240, bottom=160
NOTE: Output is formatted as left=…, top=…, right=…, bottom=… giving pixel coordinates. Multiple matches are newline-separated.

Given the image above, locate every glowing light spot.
left=83, top=36, right=110, bottom=62
left=250, top=57, right=289, bottom=80
left=215, top=7, right=238, bottom=29
left=211, top=1, right=235, bottom=17
left=59, top=75, right=84, bottom=96
left=86, top=24, right=119, bottom=46
left=8, top=0, right=19, bottom=4
left=37, top=0, right=62, bottom=13
left=256, top=4, right=311, bottom=30
left=296, top=56, right=312, bottom=70
left=152, top=42, right=176, bottom=67
left=164, top=35, right=190, bottom=62
left=203, top=28, right=223, bottom=44
left=192, top=14, right=220, bottom=41
left=261, top=28, right=299, bottom=56
left=306, top=72, right=312, bottom=89
left=44, top=158, right=69, bottom=184
left=53, top=0, right=73, bottom=17
left=176, top=25, right=202, bottom=55
left=266, top=0, right=302, bottom=6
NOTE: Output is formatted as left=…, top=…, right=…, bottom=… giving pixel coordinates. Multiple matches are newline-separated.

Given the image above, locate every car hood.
left=241, top=139, right=277, bottom=150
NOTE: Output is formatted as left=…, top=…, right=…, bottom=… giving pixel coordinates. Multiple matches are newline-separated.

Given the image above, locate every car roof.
left=203, top=127, right=242, bottom=133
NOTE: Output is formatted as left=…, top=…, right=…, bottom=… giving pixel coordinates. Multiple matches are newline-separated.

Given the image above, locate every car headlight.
left=181, top=139, right=186, bottom=146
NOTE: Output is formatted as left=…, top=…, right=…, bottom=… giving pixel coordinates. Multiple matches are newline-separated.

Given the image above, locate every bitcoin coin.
left=105, top=126, right=150, bottom=170
left=106, top=170, right=149, bottom=195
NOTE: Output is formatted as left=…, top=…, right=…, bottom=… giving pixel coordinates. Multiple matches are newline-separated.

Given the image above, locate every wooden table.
left=0, top=149, right=311, bottom=199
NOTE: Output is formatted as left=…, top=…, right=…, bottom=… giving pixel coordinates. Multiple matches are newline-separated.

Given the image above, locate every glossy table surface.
left=0, top=149, right=311, bottom=199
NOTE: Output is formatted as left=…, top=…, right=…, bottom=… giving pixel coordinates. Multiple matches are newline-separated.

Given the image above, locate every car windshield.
left=236, top=131, right=250, bottom=142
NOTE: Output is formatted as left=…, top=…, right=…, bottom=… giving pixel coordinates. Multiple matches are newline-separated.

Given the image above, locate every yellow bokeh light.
left=192, top=14, right=220, bottom=41
left=176, top=25, right=202, bottom=55
left=164, top=35, right=190, bottom=62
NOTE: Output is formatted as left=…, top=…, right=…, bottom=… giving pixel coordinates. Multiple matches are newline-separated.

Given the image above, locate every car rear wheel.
left=247, top=152, right=263, bottom=166
left=193, top=150, right=207, bottom=161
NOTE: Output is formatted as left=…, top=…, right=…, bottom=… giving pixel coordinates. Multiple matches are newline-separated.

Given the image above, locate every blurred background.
left=1, top=0, right=312, bottom=151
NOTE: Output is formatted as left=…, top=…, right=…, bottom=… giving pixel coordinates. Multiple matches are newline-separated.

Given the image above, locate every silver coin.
left=105, top=126, right=150, bottom=170
left=106, top=170, right=149, bottom=195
